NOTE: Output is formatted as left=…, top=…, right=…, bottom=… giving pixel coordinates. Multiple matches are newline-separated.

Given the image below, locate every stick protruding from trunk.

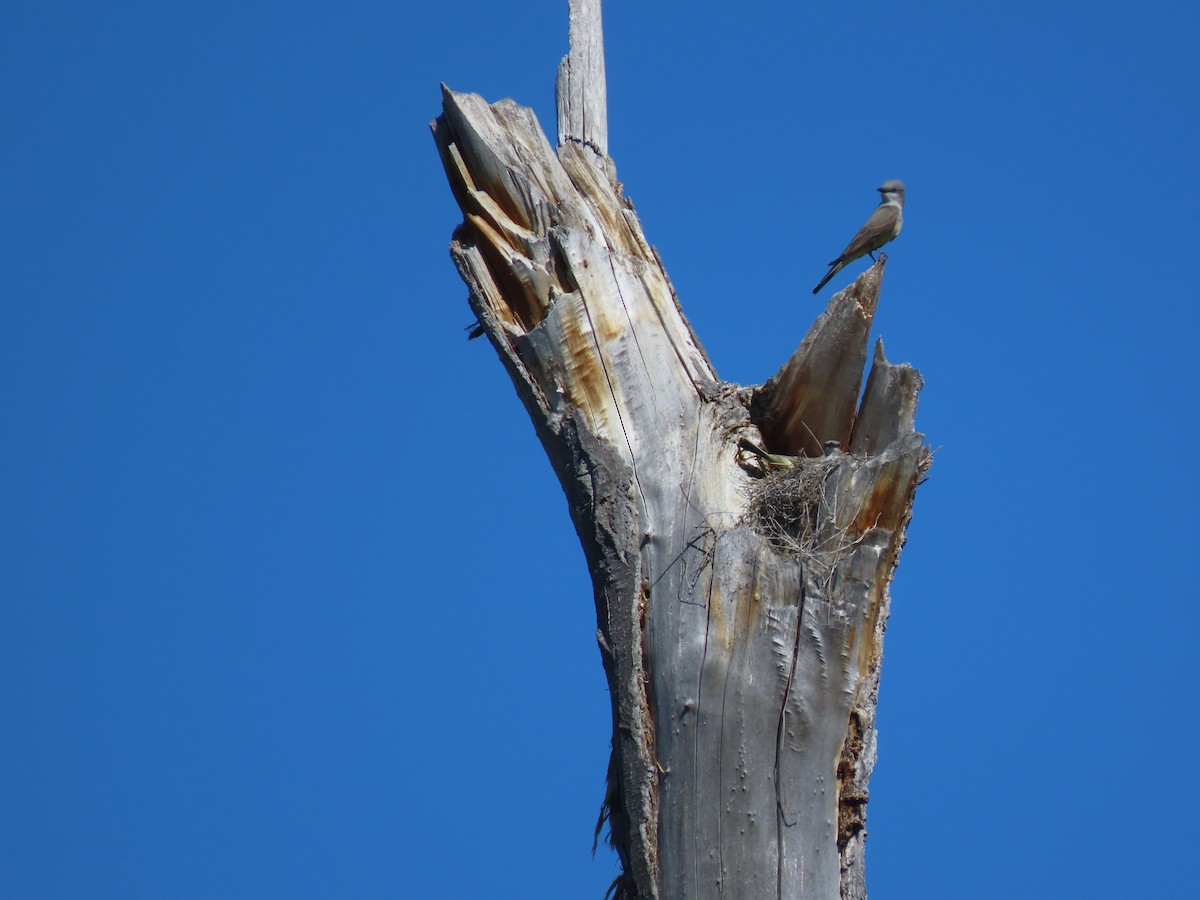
left=556, top=0, right=608, bottom=154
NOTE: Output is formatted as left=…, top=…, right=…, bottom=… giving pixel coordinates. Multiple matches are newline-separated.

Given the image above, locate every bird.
left=812, top=180, right=905, bottom=294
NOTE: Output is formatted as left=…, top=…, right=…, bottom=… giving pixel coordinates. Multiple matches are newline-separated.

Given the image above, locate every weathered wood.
left=431, top=11, right=928, bottom=898
left=755, top=264, right=883, bottom=458
left=557, top=0, right=608, bottom=154
left=849, top=339, right=924, bottom=456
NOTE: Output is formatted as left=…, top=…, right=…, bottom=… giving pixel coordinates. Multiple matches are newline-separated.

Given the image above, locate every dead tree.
left=431, top=2, right=929, bottom=896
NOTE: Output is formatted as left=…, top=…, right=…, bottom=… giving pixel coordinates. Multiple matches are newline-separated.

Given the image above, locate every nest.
left=745, top=454, right=842, bottom=556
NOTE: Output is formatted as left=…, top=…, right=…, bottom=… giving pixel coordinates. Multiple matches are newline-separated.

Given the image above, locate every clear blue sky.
left=3, top=1, right=1198, bottom=897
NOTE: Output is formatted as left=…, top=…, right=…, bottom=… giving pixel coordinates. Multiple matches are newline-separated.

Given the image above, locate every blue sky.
left=3, top=1, right=1198, bottom=897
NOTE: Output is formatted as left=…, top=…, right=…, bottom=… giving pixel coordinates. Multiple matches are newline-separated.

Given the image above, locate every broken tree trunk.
left=431, top=2, right=929, bottom=897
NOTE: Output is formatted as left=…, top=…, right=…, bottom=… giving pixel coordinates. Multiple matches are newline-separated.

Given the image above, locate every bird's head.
left=877, top=180, right=905, bottom=207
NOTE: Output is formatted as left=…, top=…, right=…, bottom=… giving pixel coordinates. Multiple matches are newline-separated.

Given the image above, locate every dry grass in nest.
left=745, top=454, right=842, bottom=556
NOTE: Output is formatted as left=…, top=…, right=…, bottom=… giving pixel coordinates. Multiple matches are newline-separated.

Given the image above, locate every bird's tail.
left=812, top=259, right=845, bottom=294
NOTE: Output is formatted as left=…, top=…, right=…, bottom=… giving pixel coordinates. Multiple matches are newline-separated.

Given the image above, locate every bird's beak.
left=877, top=186, right=886, bottom=193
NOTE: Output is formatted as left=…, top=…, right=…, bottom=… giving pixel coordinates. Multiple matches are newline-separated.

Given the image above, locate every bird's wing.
left=838, top=204, right=900, bottom=262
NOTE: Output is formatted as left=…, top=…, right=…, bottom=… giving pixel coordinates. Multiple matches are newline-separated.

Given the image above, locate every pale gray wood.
left=431, top=17, right=928, bottom=896
left=432, top=84, right=929, bottom=897
left=755, top=263, right=884, bottom=458
left=850, top=339, right=924, bottom=456
left=556, top=0, right=608, bottom=154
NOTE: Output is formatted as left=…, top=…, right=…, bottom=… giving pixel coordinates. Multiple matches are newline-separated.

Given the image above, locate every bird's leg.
left=868, top=251, right=878, bottom=262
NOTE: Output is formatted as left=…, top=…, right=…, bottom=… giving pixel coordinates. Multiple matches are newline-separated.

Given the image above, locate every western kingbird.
left=812, top=180, right=905, bottom=294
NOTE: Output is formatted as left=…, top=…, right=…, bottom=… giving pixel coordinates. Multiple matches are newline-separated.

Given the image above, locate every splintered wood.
left=432, top=62, right=929, bottom=899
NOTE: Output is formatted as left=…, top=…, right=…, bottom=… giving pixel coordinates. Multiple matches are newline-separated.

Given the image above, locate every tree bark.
left=430, top=3, right=929, bottom=896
